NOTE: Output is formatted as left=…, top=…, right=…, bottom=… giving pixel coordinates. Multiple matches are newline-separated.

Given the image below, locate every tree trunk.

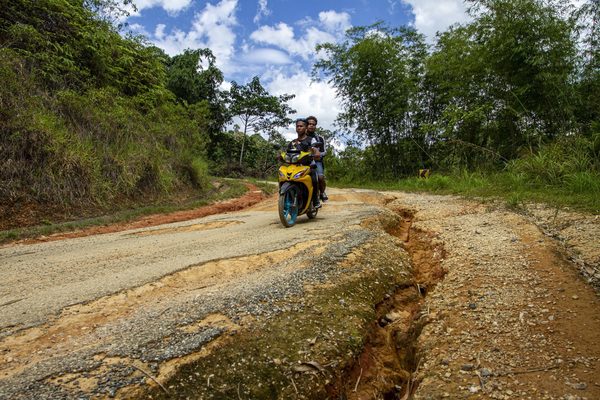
left=239, top=116, right=249, bottom=167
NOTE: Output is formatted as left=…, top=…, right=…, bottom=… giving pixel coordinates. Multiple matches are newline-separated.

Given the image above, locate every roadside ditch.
left=329, top=207, right=447, bottom=400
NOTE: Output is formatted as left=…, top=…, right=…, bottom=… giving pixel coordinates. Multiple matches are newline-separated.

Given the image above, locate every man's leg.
left=316, top=162, right=327, bottom=201
left=311, top=169, right=321, bottom=207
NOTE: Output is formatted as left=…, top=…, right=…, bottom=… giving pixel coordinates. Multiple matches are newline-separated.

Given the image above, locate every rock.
left=468, top=385, right=480, bottom=393
left=480, top=368, right=492, bottom=377
left=572, top=295, right=579, bottom=300
left=573, top=382, right=587, bottom=390
left=469, top=303, right=477, bottom=310
left=461, top=363, right=475, bottom=371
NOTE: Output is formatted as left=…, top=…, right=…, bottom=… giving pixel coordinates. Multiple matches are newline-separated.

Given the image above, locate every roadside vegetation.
left=0, top=0, right=598, bottom=235
left=315, top=0, right=599, bottom=213
left=327, top=133, right=600, bottom=212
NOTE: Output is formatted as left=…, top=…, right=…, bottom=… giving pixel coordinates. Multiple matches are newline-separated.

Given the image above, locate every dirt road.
left=0, top=188, right=598, bottom=399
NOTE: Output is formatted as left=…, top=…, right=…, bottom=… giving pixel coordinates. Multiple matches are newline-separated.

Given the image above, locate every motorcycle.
left=277, top=150, right=319, bottom=227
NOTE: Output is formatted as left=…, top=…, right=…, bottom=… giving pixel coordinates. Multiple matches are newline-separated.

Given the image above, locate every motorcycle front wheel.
left=307, top=204, right=318, bottom=219
left=278, top=187, right=299, bottom=227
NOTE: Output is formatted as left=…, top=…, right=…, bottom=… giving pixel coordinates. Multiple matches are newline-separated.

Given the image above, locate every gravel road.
left=0, top=188, right=385, bottom=399
left=0, top=188, right=598, bottom=400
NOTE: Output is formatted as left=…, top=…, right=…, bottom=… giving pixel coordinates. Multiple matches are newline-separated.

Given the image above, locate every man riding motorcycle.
left=306, top=116, right=328, bottom=201
left=286, top=118, right=322, bottom=208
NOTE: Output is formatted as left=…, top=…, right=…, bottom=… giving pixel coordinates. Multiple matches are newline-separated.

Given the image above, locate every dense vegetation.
left=0, top=0, right=598, bottom=228
left=0, top=0, right=291, bottom=226
left=316, top=0, right=599, bottom=209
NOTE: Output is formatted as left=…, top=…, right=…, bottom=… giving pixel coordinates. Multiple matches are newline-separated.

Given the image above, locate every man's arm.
left=309, top=137, right=321, bottom=160
left=319, top=136, right=327, bottom=158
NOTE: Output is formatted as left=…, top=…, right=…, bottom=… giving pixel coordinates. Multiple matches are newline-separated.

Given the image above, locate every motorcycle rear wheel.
left=278, top=188, right=299, bottom=227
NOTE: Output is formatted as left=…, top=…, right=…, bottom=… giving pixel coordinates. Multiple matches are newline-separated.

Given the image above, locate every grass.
left=331, top=170, right=600, bottom=214
left=0, top=178, right=255, bottom=244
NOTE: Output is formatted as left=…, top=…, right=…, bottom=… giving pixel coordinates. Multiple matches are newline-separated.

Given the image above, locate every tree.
left=573, top=0, right=600, bottom=135
left=227, top=76, right=295, bottom=166
left=468, top=0, right=578, bottom=147
left=84, top=0, right=136, bottom=26
left=165, top=48, right=228, bottom=136
left=314, top=23, right=428, bottom=177
left=421, top=0, right=580, bottom=169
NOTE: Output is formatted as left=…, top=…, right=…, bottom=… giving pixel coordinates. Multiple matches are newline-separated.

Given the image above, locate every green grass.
left=0, top=178, right=257, bottom=244
left=331, top=170, right=600, bottom=214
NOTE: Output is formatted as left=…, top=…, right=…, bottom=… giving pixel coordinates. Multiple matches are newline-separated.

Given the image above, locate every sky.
left=125, top=0, right=472, bottom=138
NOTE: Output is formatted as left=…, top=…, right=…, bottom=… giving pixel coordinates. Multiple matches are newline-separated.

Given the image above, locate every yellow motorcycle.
left=277, top=150, right=319, bottom=227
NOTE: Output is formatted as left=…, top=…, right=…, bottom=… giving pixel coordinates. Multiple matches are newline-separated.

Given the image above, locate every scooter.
left=277, top=150, right=319, bottom=227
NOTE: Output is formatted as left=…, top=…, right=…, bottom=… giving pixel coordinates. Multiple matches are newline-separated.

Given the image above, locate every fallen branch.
left=290, top=376, right=298, bottom=394
left=494, top=364, right=559, bottom=377
left=476, top=370, right=485, bottom=390
left=353, top=367, right=363, bottom=392
left=132, top=363, right=169, bottom=395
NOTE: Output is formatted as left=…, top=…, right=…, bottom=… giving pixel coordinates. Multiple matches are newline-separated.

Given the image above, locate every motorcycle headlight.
left=293, top=170, right=306, bottom=179
left=278, top=170, right=285, bottom=177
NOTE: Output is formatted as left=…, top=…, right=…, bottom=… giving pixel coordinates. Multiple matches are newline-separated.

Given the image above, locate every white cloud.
left=128, top=23, right=150, bottom=37
left=403, top=0, right=583, bottom=42
left=250, top=10, right=350, bottom=60
left=131, top=0, right=192, bottom=15
left=401, top=0, right=471, bottom=41
left=148, top=0, right=238, bottom=74
left=262, top=68, right=342, bottom=140
left=253, top=0, right=271, bottom=24
left=242, top=48, right=292, bottom=65
left=154, top=23, right=166, bottom=40
left=318, top=10, right=351, bottom=34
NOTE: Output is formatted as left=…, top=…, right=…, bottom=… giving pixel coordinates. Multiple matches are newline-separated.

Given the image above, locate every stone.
left=461, top=363, right=475, bottom=371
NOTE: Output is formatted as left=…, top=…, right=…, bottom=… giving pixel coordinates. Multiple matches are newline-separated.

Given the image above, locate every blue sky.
left=125, top=0, right=471, bottom=135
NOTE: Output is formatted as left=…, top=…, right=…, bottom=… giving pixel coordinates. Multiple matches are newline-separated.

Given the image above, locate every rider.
left=306, top=116, right=328, bottom=201
left=287, top=118, right=322, bottom=208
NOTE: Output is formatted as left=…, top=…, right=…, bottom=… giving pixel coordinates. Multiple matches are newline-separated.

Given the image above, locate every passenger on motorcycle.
left=306, top=116, right=328, bottom=201
left=286, top=118, right=322, bottom=208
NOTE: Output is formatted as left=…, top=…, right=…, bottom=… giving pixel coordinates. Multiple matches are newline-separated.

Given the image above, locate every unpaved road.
left=0, top=188, right=598, bottom=399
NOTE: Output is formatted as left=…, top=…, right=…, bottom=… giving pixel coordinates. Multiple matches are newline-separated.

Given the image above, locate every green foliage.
left=186, top=157, right=210, bottom=190
left=2, top=0, right=598, bottom=220
left=0, top=0, right=167, bottom=94
left=316, top=1, right=593, bottom=179
left=227, top=76, right=295, bottom=166
left=314, top=23, right=428, bottom=177
left=0, top=52, right=210, bottom=209
left=0, top=1, right=223, bottom=215
left=507, top=133, right=600, bottom=186
left=165, top=48, right=228, bottom=135
left=166, top=48, right=223, bottom=105
left=209, top=130, right=282, bottom=178
left=423, top=0, right=579, bottom=168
